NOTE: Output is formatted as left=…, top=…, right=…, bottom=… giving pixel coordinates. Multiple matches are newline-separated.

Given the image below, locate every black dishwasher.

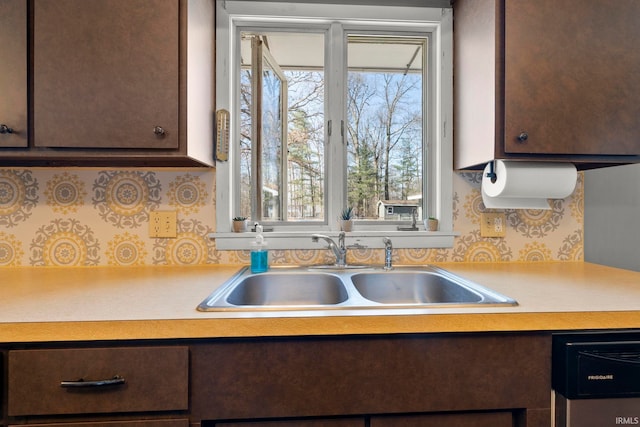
left=553, top=331, right=640, bottom=427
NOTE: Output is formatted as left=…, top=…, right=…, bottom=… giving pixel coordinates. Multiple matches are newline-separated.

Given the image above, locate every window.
left=215, top=1, right=454, bottom=249
left=240, top=30, right=323, bottom=222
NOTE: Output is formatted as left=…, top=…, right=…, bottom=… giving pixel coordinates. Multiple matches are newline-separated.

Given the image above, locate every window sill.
left=209, top=230, right=458, bottom=250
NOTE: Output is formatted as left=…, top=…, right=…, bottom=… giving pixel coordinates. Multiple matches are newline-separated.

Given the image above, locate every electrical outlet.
left=149, top=211, right=177, bottom=238
left=480, top=212, right=506, bottom=238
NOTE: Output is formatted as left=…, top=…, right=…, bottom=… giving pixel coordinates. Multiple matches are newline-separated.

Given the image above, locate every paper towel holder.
left=481, top=160, right=578, bottom=210
left=485, top=161, right=498, bottom=183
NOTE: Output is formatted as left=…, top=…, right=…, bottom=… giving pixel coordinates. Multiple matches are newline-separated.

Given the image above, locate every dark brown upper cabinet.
left=0, top=0, right=28, bottom=148
left=454, top=0, right=640, bottom=170
left=1, top=0, right=214, bottom=167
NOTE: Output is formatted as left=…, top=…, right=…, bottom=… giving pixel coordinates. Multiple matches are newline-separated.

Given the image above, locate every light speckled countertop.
left=2, top=262, right=640, bottom=343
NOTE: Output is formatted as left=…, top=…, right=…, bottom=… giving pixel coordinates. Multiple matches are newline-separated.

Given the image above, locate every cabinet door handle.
left=60, top=375, right=126, bottom=388
left=153, top=126, right=166, bottom=136
left=517, top=131, right=529, bottom=142
left=0, top=124, right=14, bottom=134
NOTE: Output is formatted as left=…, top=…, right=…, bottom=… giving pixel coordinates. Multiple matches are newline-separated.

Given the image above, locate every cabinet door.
left=33, top=0, right=179, bottom=149
left=10, top=421, right=189, bottom=427
left=215, top=419, right=363, bottom=427
left=0, top=0, right=28, bottom=147
left=370, top=412, right=513, bottom=427
left=191, top=335, right=550, bottom=421
left=504, top=0, right=640, bottom=156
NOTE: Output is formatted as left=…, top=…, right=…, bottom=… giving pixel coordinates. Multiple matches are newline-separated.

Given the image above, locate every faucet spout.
left=383, top=237, right=393, bottom=270
left=311, top=232, right=347, bottom=266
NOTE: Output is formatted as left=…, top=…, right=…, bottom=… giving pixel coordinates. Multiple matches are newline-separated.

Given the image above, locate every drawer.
left=8, top=346, right=189, bottom=416
left=370, top=412, right=513, bottom=427
left=215, top=420, right=363, bottom=427
left=10, top=420, right=189, bottom=427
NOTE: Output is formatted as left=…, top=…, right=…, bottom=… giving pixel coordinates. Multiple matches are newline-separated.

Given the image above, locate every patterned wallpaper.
left=0, top=168, right=583, bottom=267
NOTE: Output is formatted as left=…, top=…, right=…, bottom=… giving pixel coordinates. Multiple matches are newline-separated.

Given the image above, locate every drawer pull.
left=60, top=375, right=126, bottom=388
left=0, top=124, right=14, bottom=134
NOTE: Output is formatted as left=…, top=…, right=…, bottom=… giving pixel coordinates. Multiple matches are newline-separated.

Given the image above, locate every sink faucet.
left=383, top=237, right=393, bottom=270
left=311, top=232, right=347, bottom=267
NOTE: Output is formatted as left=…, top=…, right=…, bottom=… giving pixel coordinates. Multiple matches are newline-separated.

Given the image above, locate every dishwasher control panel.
left=553, top=331, right=640, bottom=399
left=553, top=331, right=640, bottom=427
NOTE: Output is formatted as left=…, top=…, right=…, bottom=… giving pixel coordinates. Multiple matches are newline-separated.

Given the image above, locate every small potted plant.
left=232, top=216, right=249, bottom=233
left=425, top=216, right=439, bottom=231
left=338, top=207, right=354, bottom=232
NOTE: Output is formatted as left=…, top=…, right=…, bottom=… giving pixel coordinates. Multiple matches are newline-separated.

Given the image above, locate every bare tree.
left=347, top=72, right=422, bottom=218
left=378, top=73, right=422, bottom=201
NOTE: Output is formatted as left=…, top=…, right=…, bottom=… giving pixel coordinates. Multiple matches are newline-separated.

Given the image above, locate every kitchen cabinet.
left=9, top=422, right=189, bottom=427
left=370, top=412, right=512, bottom=426
left=34, top=0, right=179, bottom=151
left=213, top=416, right=514, bottom=427
left=190, top=334, right=551, bottom=427
left=0, top=0, right=28, bottom=148
left=6, top=346, right=189, bottom=425
left=215, top=419, right=363, bottom=427
left=454, top=0, right=640, bottom=170
left=1, top=335, right=551, bottom=427
left=1, top=0, right=214, bottom=167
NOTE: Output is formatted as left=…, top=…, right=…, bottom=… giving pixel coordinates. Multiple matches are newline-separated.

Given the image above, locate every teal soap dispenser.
left=250, top=223, right=269, bottom=273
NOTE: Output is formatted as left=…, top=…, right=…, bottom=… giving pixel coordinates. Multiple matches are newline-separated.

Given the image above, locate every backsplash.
left=0, top=168, right=583, bottom=267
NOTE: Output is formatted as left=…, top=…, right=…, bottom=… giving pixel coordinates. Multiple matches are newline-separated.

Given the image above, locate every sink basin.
left=197, top=265, right=517, bottom=312
left=198, top=270, right=349, bottom=310
left=351, top=271, right=483, bottom=304
left=226, top=273, right=348, bottom=306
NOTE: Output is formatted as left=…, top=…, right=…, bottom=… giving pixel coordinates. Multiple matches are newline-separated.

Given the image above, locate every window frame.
left=213, top=1, right=455, bottom=250
left=247, top=35, right=289, bottom=222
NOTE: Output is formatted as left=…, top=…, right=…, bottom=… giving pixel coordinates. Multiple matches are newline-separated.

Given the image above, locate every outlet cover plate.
left=149, top=211, right=177, bottom=238
left=480, top=212, right=506, bottom=238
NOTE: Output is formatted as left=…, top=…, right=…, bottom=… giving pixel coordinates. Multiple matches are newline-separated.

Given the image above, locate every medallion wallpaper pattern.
left=0, top=168, right=583, bottom=267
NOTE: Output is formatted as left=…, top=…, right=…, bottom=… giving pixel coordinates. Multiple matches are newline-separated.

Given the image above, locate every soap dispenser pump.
left=250, top=223, right=269, bottom=273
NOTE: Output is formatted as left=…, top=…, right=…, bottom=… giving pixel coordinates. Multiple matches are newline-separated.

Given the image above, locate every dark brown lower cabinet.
left=213, top=412, right=512, bottom=427
left=9, top=421, right=189, bottom=427
left=370, top=412, right=512, bottom=427
left=215, top=419, right=363, bottom=427
left=1, top=333, right=552, bottom=427
left=191, top=333, right=551, bottom=427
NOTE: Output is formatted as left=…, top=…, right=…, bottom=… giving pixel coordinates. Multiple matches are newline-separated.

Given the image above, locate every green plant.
left=232, top=216, right=247, bottom=221
left=339, top=207, right=354, bottom=220
left=428, top=216, right=437, bottom=220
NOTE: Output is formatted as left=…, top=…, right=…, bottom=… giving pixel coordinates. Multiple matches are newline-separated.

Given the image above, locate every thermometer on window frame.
left=215, top=109, right=230, bottom=162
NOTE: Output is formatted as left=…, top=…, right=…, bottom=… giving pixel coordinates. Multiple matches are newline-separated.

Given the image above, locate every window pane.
left=260, top=45, right=286, bottom=221
left=287, top=69, right=325, bottom=221
left=346, top=36, right=425, bottom=221
left=239, top=66, right=252, bottom=218
left=239, top=31, right=325, bottom=223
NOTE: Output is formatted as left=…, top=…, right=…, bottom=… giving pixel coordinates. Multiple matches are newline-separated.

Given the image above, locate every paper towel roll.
left=481, top=161, right=577, bottom=210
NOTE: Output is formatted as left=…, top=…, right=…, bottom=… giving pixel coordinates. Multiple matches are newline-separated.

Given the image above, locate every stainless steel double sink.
left=197, top=265, right=517, bottom=312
